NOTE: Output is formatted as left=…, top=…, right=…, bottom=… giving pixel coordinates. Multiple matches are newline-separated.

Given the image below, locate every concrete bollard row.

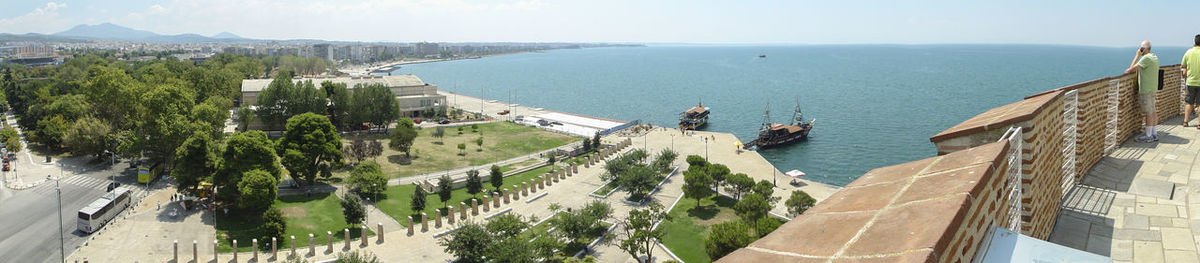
left=232, top=239, right=238, bottom=262
left=447, top=206, right=456, bottom=224
left=345, top=229, right=351, bottom=249
left=308, top=233, right=315, bottom=256
left=435, top=211, right=443, bottom=228
left=378, top=223, right=384, bottom=243
left=421, top=213, right=429, bottom=232
left=361, top=225, right=368, bottom=246
left=492, top=192, right=501, bottom=207
left=253, top=239, right=259, bottom=262
left=482, top=196, right=491, bottom=212
left=407, top=216, right=415, bottom=235
left=193, top=240, right=198, bottom=263
left=472, top=198, right=479, bottom=215
left=327, top=231, right=333, bottom=252
left=290, top=236, right=297, bottom=256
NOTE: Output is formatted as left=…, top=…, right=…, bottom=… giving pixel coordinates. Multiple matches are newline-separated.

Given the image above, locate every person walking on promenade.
left=1126, top=40, right=1160, bottom=142
left=1182, top=35, right=1200, bottom=128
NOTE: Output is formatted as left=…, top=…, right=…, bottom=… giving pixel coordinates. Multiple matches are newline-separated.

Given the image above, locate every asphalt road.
left=0, top=173, right=128, bottom=263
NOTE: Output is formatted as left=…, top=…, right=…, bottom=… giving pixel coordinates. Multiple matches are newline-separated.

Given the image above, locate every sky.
left=1, top=0, right=1199, bottom=47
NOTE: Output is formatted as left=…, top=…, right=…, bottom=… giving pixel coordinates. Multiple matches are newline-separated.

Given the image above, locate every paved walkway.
left=1048, top=117, right=1200, bottom=263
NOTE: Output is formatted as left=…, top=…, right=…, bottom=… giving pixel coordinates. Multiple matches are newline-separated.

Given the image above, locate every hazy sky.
left=2, top=0, right=1199, bottom=47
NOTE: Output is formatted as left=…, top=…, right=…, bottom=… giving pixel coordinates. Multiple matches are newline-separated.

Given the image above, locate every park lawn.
left=659, top=195, right=742, bottom=263
left=215, top=193, right=371, bottom=252
left=376, top=164, right=556, bottom=225
left=341, top=121, right=578, bottom=178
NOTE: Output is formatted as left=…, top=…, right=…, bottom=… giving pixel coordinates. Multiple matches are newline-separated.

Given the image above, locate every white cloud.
left=0, top=2, right=73, bottom=34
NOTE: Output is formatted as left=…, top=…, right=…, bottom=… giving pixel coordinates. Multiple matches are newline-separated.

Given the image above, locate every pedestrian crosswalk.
left=27, top=175, right=145, bottom=197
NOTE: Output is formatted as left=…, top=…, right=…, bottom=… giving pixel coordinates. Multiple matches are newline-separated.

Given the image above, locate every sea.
left=385, top=45, right=1190, bottom=186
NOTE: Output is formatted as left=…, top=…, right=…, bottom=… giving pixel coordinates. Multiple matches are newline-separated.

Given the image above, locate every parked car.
left=438, top=119, right=451, bottom=124
left=413, top=118, right=422, bottom=124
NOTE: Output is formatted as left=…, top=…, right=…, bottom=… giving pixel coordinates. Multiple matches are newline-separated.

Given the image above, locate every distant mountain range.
left=0, top=23, right=253, bottom=43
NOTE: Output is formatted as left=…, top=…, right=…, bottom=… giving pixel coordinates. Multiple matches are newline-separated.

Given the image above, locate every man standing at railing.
left=1126, top=40, right=1160, bottom=142
left=1182, top=35, right=1200, bottom=128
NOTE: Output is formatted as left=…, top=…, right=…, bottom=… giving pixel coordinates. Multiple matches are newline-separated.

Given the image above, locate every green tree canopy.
left=278, top=113, right=343, bottom=187
left=786, top=190, right=816, bottom=217
left=724, top=173, right=755, bottom=199
left=349, top=83, right=398, bottom=131
left=171, top=131, right=219, bottom=192
left=465, top=169, right=482, bottom=196
left=62, top=116, right=112, bottom=158
left=682, top=168, right=714, bottom=206
left=489, top=165, right=503, bottom=191
left=438, top=221, right=493, bottom=263
left=704, top=221, right=755, bottom=259
left=216, top=131, right=280, bottom=204
left=349, top=161, right=388, bottom=197
left=388, top=118, right=418, bottom=157
left=437, top=175, right=453, bottom=208
left=734, top=193, right=771, bottom=222
left=237, top=169, right=279, bottom=212
left=341, top=193, right=366, bottom=225
left=616, top=203, right=669, bottom=263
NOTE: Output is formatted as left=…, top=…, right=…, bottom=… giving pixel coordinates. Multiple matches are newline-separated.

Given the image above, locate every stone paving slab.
left=1049, top=118, right=1200, bottom=262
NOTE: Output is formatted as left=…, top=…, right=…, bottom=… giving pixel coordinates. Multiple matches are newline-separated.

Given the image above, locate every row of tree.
left=439, top=201, right=613, bottom=263
left=252, top=71, right=399, bottom=132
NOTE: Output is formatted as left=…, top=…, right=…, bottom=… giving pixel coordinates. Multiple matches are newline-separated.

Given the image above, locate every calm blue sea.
left=386, top=45, right=1189, bottom=186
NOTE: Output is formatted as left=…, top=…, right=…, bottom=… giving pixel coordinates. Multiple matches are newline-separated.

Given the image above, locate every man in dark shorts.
left=1182, top=35, right=1200, bottom=127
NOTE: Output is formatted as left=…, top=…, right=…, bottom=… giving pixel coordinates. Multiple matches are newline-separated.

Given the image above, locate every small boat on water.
left=679, top=101, right=710, bottom=130
left=744, top=100, right=814, bottom=150
left=758, top=55, right=767, bottom=58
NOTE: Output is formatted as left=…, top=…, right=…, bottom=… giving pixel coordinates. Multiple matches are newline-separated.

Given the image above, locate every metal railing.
left=999, top=126, right=1024, bottom=232
left=1105, top=80, right=1121, bottom=154
left=1060, top=89, right=1079, bottom=196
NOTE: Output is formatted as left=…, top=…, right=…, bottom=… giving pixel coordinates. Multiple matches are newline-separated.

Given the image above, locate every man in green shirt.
left=1126, top=40, right=1159, bottom=142
left=1182, top=35, right=1200, bottom=128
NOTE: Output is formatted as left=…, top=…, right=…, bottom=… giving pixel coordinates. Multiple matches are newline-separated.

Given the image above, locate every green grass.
left=215, top=193, right=372, bottom=252
left=376, top=164, right=557, bottom=225
left=659, top=195, right=743, bottom=263
left=341, top=122, right=578, bottom=178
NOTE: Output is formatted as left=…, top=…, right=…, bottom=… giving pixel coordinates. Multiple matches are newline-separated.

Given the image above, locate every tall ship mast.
left=744, top=99, right=814, bottom=150
left=678, top=100, right=710, bottom=130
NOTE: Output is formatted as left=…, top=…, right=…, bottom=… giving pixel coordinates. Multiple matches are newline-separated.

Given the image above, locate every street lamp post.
left=704, top=138, right=709, bottom=160
left=55, top=176, right=64, bottom=263
left=670, top=134, right=675, bottom=151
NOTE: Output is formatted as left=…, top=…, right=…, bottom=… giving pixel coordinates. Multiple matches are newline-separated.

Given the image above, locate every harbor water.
left=386, top=45, right=1188, bottom=186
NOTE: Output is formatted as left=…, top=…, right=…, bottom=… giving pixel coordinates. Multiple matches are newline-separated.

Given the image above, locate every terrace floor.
left=1048, top=117, right=1200, bottom=263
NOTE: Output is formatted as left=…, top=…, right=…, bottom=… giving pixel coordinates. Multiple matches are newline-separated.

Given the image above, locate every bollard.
left=272, top=237, right=278, bottom=259
left=173, top=240, right=178, bottom=263
left=192, top=240, right=198, bottom=263
left=253, top=239, right=259, bottom=262
left=361, top=225, right=368, bottom=246
left=459, top=202, right=467, bottom=219
left=327, top=231, right=333, bottom=253
left=435, top=211, right=443, bottom=228
left=502, top=190, right=510, bottom=203
left=421, top=213, right=429, bottom=232
left=447, top=206, right=456, bottom=224
left=522, top=182, right=529, bottom=196
left=377, top=223, right=384, bottom=243
left=290, top=236, right=296, bottom=256
left=471, top=199, right=479, bottom=215
left=309, top=234, right=315, bottom=255
left=573, top=164, right=578, bottom=174
left=213, top=240, right=218, bottom=263
left=482, top=196, right=491, bottom=212
left=407, top=216, right=415, bottom=235
left=232, top=239, right=238, bottom=262
left=539, top=178, right=546, bottom=189
left=512, top=187, right=520, bottom=200
left=345, top=229, right=351, bottom=250
left=492, top=192, right=501, bottom=207
left=530, top=179, right=538, bottom=192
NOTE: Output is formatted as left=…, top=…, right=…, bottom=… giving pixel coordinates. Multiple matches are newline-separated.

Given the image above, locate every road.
left=0, top=169, right=141, bottom=263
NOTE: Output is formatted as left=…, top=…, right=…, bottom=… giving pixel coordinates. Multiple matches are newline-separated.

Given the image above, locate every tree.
left=349, top=161, right=388, bottom=197
left=216, top=131, right=281, bottom=205
left=707, top=163, right=731, bottom=191
left=257, top=74, right=325, bottom=129
left=682, top=168, right=714, bottom=207
left=0, top=125, right=20, bottom=154
left=411, top=186, right=428, bottom=212
left=582, top=137, right=592, bottom=152
left=547, top=154, right=556, bottom=165
left=616, top=203, right=670, bottom=263
left=490, top=165, right=503, bottom=191
left=438, top=222, right=493, bottom=263
left=617, top=165, right=659, bottom=201
left=653, top=149, right=678, bottom=173
left=341, top=193, right=366, bottom=225
left=388, top=118, right=418, bottom=157
left=785, top=190, right=816, bottom=217
left=724, top=173, right=754, bottom=199
left=753, top=180, right=779, bottom=204
left=237, top=169, right=279, bottom=212
left=734, top=193, right=771, bottom=222
left=321, top=81, right=352, bottom=131
left=465, top=169, right=482, bottom=196
left=433, top=126, right=446, bottom=144
left=457, top=143, right=467, bottom=155
left=35, top=115, right=69, bottom=147
left=437, top=175, right=453, bottom=208
left=457, top=126, right=464, bottom=135
left=334, top=250, right=382, bottom=263
left=474, top=137, right=483, bottom=151
left=685, top=155, right=708, bottom=168
left=344, top=140, right=368, bottom=164
left=367, top=140, right=384, bottom=161
left=261, top=207, right=288, bottom=243
left=348, top=83, right=398, bottom=132
left=555, top=200, right=612, bottom=254
left=754, top=217, right=783, bottom=238
left=171, top=131, right=219, bottom=191
left=236, top=105, right=255, bottom=132
left=703, top=221, right=754, bottom=259
left=484, top=213, right=530, bottom=239
left=190, top=101, right=227, bottom=137
left=278, top=113, right=343, bottom=187
left=592, top=132, right=601, bottom=149
left=471, top=124, right=478, bottom=133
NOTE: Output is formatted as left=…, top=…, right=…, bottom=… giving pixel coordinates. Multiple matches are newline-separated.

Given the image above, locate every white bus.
left=77, top=187, right=131, bottom=233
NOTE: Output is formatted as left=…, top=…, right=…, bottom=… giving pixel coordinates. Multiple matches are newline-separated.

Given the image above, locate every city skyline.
left=2, top=0, right=1200, bottom=47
